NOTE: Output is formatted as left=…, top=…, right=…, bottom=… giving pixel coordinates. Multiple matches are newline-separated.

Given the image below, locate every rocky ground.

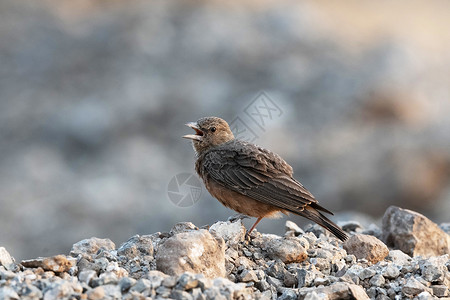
left=1, top=0, right=450, bottom=261
left=0, top=206, right=449, bottom=300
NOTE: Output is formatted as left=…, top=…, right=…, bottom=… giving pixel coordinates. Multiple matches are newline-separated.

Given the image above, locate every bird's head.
left=183, top=116, right=235, bottom=154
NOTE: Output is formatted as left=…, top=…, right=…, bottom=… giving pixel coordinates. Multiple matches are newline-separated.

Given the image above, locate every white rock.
left=387, top=250, right=411, bottom=265
left=0, top=247, right=15, bottom=271
left=304, top=291, right=329, bottom=300
left=417, top=291, right=434, bottom=300
left=382, top=263, right=400, bottom=279
left=0, top=286, right=19, bottom=300
left=402, top=277, right=428, bottom=296
left=70, top=237, right=115, bottom=256
left=156, top=229, right=226, bottom=278
left=285, top=220, right=305, bottom=234
left=209, top=220, right=245, bottom=244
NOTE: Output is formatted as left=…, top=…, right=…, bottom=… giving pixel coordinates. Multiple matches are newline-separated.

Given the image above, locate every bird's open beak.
left=183, top=122, right=204, bottom=141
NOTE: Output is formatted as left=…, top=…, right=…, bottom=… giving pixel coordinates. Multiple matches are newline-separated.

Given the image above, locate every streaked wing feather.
left=203, top=144, right=317, bottom=212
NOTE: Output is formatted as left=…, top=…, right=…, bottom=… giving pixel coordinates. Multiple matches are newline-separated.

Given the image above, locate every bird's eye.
left=210, top=127, right=216, bottom=133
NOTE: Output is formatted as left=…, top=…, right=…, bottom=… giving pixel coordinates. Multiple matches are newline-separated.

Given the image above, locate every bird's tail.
left=296, top=206, right=348, bottom=242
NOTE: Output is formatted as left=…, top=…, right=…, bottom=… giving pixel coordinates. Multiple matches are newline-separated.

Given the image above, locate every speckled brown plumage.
left=183, top=116, right=348, bottom=241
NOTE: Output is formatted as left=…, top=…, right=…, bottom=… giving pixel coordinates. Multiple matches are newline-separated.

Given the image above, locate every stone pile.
left=0, top=206, right=449, bottom=299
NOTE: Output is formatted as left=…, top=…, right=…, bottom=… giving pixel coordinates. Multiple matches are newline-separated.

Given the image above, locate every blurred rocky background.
left=0, top=0, right=449, bottom=260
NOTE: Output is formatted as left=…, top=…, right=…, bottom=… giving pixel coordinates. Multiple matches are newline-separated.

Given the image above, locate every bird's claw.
left=243, top=231, right=252, bottom=243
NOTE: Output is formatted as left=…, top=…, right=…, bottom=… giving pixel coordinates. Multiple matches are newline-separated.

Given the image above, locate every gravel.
left=0, top=206, right=449, bottom=299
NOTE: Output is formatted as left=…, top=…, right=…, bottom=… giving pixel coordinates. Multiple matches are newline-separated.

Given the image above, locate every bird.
left=183, top=116, right=348, bottom=242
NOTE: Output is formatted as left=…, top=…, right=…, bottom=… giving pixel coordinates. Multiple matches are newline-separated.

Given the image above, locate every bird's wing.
left=202, top=141, right=318, bottom=213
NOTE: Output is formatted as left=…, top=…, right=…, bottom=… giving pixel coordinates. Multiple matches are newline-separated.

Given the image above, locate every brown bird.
left=183, top=116, right=348, bottom=241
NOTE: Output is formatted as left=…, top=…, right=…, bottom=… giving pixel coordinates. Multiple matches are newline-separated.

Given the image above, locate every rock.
left=298, top=266, right=321, bottom=288
left=43, top=281, right=76, bottom=300
left=420, top=255, right=448, bottom=283
left=21, top=255, right=76, bottom=272
left=264, top=237, right=307, bottom=263
left=235, top=256, right=255, bottom=270
left=344, top=265, right=364, bottom=285
left=155, top=229, right=225, bottom=278
left=0, top=247, right=15, bottom=271
left=197, top=276, right=213, bottom=290
left=343, top=234, right=389, bottom=264
left=118, top=276, right=136, bottom=292
left=386, top=250, right=411, bottom=265
left=381, top=264, right=400, bottom=279
left=105, top=261, right=128, bottom=278
left=333, top=259, right=347, bottom=277
left=171, top=290, right=194, bottom=300
left=130, top=278, right=151, bottom=293
left=209, top=220, right=245, bottom=244
left=417, top=291, right=434, bottom=300
left=21, top=284, right=43, bottom=298
left=285, top=220, right=305, bottom=235
left=255, top=279, right=271, bottom=293
left=190, top=288, right=203, bottom=300
left=375, top=293, right=389, bottom=300
left=156, top=285, right=172, bottom=297
left=177, top=273, right=199, bottom=290
left=283, top=271, right=297, bottom=287
left=297, top=237, right=310, bottom=250
left=382, top=206, right=450, bottom=257
left=78, top=269, right=97, bottom=285
left=316, top=248, right=334, bottom=260
left=303, top=232, right=318, bottom=246
left=303, top=291, right=328, bottom=300
left=267, top=275, right=284, bottom=291
left=0, top=287, right=19, bottom=300
left=0, top=267, right=15, bottom=280
left=358, top=268, right=376, bottom=280
left=278, top=289, right=298, bottom=300
left=266, top=260, right=285, bottom=279
left=3, top=215, right=450, bottom=300
left=402, top=277, right=428, bottom=296
left=204, top=286, right=225, bottom=300
left=311, top=257, right=331, bottom=274
left=146, top=270, right=168, bottom=288
left=305, top=224, right=327, bottom=240
left=338, top=221, right=363, bottom=232
left=366, top=286, right=377, bottom=299
left=102, top=284, right=122, bottom=299
left=211, top=277, right=248, bottom=298
left=87, top=286, right=105, bottom=300
left=362, top=224, right=382, bottom=238
left=431, top=284, right=448, bottom=297
left=239, top=269, right=259, bottom=282
left=440, top=223, right=450, bottom=235
left=95, top=271, right=119, bottom=286
left=170, top=222, right=198, bottom=235
left=347, top=284, right=371, bottom=300
left=299, top=282, right=370, bottom=300
left=314, top=277, right=331, bottom=287
left=369, top=274, right=385, bottom=287
left=243, top=249, right=252, bottom=257
left=401, top=261, right=420, bottom=274
left=91, top=257, right=108, bottom=274
left=117, top=235, right=154, bottom=257
left=162, top=276, right=177, bottom=288
left=70, top=237, right=115, bottom=256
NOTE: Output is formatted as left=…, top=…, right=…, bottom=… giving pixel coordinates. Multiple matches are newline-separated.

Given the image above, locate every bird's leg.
left=245, top=216, right=263, bottom=240
left=227, top=213, right=250, bottom=222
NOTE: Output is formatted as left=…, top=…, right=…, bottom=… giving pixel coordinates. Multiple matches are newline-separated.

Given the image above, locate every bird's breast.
left=203, top=176, right=285, bottom=219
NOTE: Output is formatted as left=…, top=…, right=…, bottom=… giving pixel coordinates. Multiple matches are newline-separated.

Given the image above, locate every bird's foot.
left=244, top=231, right=252, bottom=243
left=227, top=213, right=250, bottom=222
